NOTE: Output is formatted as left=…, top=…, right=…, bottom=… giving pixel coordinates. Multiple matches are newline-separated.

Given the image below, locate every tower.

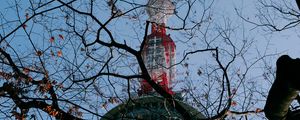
left=139, top=0, right=176, bottom=95
left=102, top=1, right=206, bottom=119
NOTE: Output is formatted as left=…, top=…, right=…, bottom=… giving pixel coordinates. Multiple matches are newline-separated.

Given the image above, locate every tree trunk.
left=265, top=55, right=300, bottom=120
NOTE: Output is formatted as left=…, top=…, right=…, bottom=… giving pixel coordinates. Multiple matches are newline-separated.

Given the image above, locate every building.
left=102, top=94, right=205, bottom=119
left=102, top=0, right=205, bottom=119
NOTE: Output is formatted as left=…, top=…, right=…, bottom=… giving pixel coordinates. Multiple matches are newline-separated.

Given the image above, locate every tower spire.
left=146, top=0, right=175, bottom=24
left=146, top=0, right=174, bottom=35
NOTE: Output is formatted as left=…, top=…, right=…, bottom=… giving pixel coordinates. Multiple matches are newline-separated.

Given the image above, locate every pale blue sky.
left=1, top=0, right=300, bottom=119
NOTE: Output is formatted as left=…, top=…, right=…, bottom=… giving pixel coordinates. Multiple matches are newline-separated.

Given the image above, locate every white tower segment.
left=146, top=0, right=175, bottom=24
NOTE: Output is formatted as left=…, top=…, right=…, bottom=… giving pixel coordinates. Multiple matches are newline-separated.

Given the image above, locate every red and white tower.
left=140, top=0, right=176, bottom=95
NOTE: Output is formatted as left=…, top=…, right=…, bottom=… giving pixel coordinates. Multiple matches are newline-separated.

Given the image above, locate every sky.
left=168, top=0, right=300, bottom=119
left=1, top=0, right=300, bottom=119
left=216, top=0, right=300, bottom=58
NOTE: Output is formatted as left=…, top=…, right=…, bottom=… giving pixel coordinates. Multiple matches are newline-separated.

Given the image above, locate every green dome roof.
left=102, top=95, right=205, bottom=120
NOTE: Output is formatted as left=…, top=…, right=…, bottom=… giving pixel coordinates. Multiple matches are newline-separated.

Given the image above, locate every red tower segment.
left=140, top=23, right=176, bottom=95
